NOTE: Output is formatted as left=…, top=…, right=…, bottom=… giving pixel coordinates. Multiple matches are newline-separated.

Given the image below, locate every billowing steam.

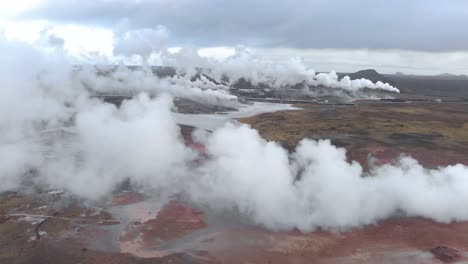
left=79, top=25, right=400, bottom=95
left=192, top=128, right=468, bottom=231
left=173, top=49, right=400, bottom=93
left=3, top=30, right=466, bottom=234
left=76, top=65, right=237, bottom=106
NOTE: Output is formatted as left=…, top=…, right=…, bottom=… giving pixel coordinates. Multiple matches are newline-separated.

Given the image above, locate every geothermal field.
left=1, top=45, right=468, bottom=264
left=1, top=14, right=468, bottom=263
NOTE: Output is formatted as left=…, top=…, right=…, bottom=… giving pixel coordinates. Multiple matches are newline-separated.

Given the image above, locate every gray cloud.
left=22, top=0, right=468, bottom=51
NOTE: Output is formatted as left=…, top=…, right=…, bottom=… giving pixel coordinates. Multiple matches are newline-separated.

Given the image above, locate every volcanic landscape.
left=4, top=1, right=468, bottom=263
left=1, top=61, right=468, bottom=264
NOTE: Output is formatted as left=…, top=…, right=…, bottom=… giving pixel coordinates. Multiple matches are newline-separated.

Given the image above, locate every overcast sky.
left=1, top=0, right=468, bottom=74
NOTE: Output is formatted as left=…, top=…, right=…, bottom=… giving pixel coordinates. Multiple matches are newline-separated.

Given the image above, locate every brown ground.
left=3, top=191, right=468, bottom=264
left=238, top=101, right=468, bottom=169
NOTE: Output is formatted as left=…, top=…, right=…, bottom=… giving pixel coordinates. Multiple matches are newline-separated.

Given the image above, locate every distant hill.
left=384, top=72, right=468, bottom=81
left=336, top=69, right=396, bottom=92
left=346, top=69, right=393, bottom=85
left=338, top=69, right=468, bottom=97
left=433, top=73, right=468, bottom=80
left=383, top=73, right=468, bottom=98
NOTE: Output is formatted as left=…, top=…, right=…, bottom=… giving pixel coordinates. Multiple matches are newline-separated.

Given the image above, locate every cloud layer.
left=23, top=0, right=468, bottom=51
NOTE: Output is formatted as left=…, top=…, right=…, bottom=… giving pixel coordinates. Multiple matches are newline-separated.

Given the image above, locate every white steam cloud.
left=40, top=94, right=195, bottom=199
left=3, top=31, right=464, bottom=235
left=76, top=64, right=237, bottom=105
left=192, top=129, right=468, bottom=231
left=195, top=49, right=400, bottom=93
left=45, top=23, right=399, bottom=105
left=106, top=25, right=400, bottom=94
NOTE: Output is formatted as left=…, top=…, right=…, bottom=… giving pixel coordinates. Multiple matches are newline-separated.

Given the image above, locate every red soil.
left=203, top=218, right=468, bottom=263
left=112, top=192, right=145, bottom=206
left=119, top=199, right=206, bottom=258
